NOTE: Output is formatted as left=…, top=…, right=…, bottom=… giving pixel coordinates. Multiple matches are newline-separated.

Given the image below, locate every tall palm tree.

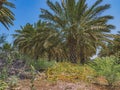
left=40, top=0, right=115, bottom=64
left=0, top=0, right=15, bottom=29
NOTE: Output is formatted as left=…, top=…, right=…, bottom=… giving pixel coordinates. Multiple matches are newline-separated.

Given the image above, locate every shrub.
left=46, top=62, right=96, bottom=82
left=31, top=59, right=56, bottom=71
left=89, top=56, right=120, bottom=86
left=7, top=76, right=19, bottom=88
left=0, top=80, right=8, bottom=90
left=0, top=67, right=8, bottom=80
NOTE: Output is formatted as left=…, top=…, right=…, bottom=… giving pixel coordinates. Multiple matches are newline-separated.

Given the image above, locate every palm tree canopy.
left=40, top=0, right=115, bottom=64
left=0, top=0, right=15, bottom=29
left=13, top=21, right=61, bottom=60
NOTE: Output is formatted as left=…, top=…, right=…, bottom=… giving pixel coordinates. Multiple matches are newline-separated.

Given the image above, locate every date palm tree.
left=13, top=23, right=36, bottom=58
left=40, top=0, right=115, bottom=64
left=0, top=0, right=15, bottom=29
left=13, top=21, right=62, bottom=61
left=99, top=31, right=120, bottom=57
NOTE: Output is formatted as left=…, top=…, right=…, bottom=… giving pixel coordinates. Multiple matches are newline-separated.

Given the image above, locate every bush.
left=46, top=62, right=96, bottom=82
left=31, top=59, right=56, bottom=71
left=89, top=56, right=120, bottom=86
left=7, top=76, right=19, bottom=88
left=0, top=80, right=8, bottom=90
left=0, top=67, right=8, bottom=80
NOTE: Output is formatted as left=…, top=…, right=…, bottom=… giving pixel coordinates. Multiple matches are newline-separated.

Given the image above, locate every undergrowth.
left=89, top=56, right=120, bottom=87
left=46, top=62, right=96, bottom=82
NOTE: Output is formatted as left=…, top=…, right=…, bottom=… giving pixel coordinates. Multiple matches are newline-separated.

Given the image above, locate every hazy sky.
left=0, top=0, right=120, bottom=43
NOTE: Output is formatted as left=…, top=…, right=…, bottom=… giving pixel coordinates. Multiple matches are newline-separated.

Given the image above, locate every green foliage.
left=0, top=67, right=8, bottom=80
left=0, top=0, right=15, bottom=29
left=0, top=34, right=6, bottom=45
left=0, top=80, right=8, bottom=90
left=2, top=43, right=12, bottom=52
left=99, top=32, right=120, bottom=57
left=40, top=0, right=115, bottom=64
left=46, top=62, right=96, bottom=82
left=31, top=59, right=56, bottom=71
left=14, top=0, right=115, bottom=64
left=30, top=65, right=36, bottom=90
left=89, top=56, right=120, bottom=86
left=7, top=76, right=19, bottom=88
left=115, top=51, right=120, bottom=63
left=13, top=21, right=62, bottom=62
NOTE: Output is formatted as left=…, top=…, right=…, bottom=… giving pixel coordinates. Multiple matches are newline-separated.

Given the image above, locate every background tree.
left=0, top=34, right=6, bottom=45
left=13, top=21, right=63, bottom=61
left=0, top=34, right=6, bottom=53
left=99, top=31, right=120, bottom=57
left=13, top=23, right=36, bottom=58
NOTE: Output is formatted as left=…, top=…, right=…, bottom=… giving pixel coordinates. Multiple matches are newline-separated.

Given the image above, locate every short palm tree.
left=13, top=21, right=62, bottom=60
left=13, top=23, right=36, bottom=58
left=0, top=0, right=15, bottom=29
left=40, top=0, right=115, bottom=64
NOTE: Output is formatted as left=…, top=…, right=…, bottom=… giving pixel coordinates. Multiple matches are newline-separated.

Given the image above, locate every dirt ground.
left=10, top=73, right=120, bottom=90
left=17, top=79, right=113, bottom=90
left=1, top=59, right=120, bottom=90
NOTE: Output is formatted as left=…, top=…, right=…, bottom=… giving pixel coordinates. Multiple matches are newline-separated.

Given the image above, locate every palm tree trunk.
left=69, top=50, right=77, bottom=63
left=55, top=54, right=59, bottom=62
left=80, top=48, right=86, bottom=64
left=80, top=56, right=85, bottom=64
left=48, top=52, right=51, bottom=61
left=68, top=36, right=77, bottom=63
left=35, top=55, right=39, bottom=60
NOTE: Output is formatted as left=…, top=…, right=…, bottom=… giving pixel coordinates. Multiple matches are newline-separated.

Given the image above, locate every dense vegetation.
left=0, top=0, right=120, bottom=90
